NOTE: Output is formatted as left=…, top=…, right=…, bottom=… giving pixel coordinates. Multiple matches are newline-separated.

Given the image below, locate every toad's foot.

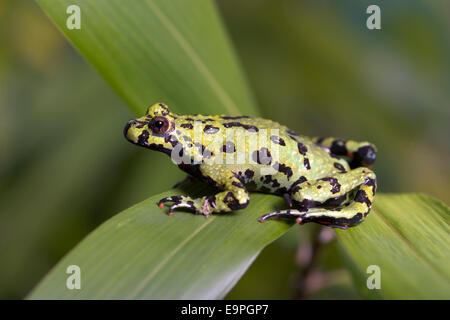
left=157, top=195, right=214, bottom=217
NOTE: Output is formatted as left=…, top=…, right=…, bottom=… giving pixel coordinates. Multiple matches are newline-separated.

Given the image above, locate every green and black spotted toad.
left=124, top=103, right=377, bottom=229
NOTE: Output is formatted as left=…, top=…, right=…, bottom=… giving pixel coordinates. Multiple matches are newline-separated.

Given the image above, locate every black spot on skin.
left=137, top=130, right=149, bottom=145
left=158, top=103, right=169, bottom=115
left=273, top=162, right=293, bottom=179
left=330, top=139, right=347, bottom=155
left=276, top=187, right=288, bottom=194
left=147, top=143, right=172, bottom=155
left=334, top=162, right=347, bottom=173
left=223, top=192, right=248, bottom=210
left=169, top=196, right=182, bottom=203
left=323, top=194, right=348, bottom=207
left=192, top=142, right=213, bottom=159
left=222, top=141, right=236, bottom=153
left=358, top=146, right=377, bottom=164
left=304, top=157, right=311, bottom=170
left=297, top=142, right=308, bottom=155
left=262, top=175, right=281, bottom=188
left=233, top=172, right=245, bottom=182
left=357, top=145, right=377, bottom=165
left=178, top=163, right=199, bottom=177
left=320, top=177, right=341, bottom=194
left=164, top=135, right=179, bottom=147
left=184, top=167, right=217, bottom=186
left=180, top=123, right=193, bottom=129
left=220, top=115, right=250, bottom=120
left=133, top=120, right=147, bottom=128
left=252, top=148, right=272, bottom=165
left=289, top=176, right=307, bottom=193
left=366, top=177, right=377, bottom=194
left=194, top=142, right=204, bottom=153
left=206, top=195, right=216, bottom=208
left=270, top=135, right=286, bottom=146
left=317, top=185, right=322, bottom=189
left=271, top=179, right=280, bottom=188
left=286, top=130, right=299, bottom=136
left=292, top=199, right=321, bottom=211
left=244, top=169, right=254, bottom=180
left=193, top=143, right=204, bottom=157
left=203, top=125, right=220, bottom=134
left=184, top=117, right=195, bottom=121
left=316, top=137, right=325, bottom=144
left=204, top=118, right=215, bottom=122
left=262, top=175, right=273, bottom=184
left=301, top=213, right=364, bottom=228
left=203, top=148, right=212, bottom=159
left=176, top=147, right=185, bottom=158
left=232, top=181, right=246, bottom=189
left=355, top=190, right=371, bottom=208
left=223, top=122, right=259, bottom=132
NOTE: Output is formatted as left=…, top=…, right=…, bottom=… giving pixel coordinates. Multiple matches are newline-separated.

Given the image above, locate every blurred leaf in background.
left=217, top=0, right=450, bottom=201
left=0, top=0, right=448, bottom=299
left=219, top=0, right=450, bottom=299
left=29, top=0, right=291, bottom=300
left=0, top=0, right=182, bottom=298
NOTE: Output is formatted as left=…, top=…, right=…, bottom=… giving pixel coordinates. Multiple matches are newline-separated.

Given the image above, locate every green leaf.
left=37, top=0, right=258, bottom=116
left=32, top=0, right=450, bottom=300
left=337, top=193, right=450, bottom=299
left=32, top=0, right=273, bottom=299
left=28, top=182, right=291, bottom=299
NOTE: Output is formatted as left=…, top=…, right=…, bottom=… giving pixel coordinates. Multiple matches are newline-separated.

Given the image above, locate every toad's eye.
left=150, top=116, right=172, bottom=134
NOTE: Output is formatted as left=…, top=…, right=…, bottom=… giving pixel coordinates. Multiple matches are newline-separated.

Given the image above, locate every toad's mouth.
left=123, top=121, right=135, bottom=143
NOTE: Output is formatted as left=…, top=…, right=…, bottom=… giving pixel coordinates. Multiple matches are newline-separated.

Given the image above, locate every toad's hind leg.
left=259, top=168, right=377, bottom=229
left=312, top=136, right=377, bottom=169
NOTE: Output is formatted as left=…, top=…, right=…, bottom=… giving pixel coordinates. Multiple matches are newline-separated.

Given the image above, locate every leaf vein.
left=372, top=207, right=446, bottom=279
left=146, top=0, right=240, bottom=115
left=127, top=216, right=217, bottom=298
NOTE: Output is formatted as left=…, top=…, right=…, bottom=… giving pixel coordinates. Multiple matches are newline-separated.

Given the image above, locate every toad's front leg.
left=158, top=168, right=249, bottom=217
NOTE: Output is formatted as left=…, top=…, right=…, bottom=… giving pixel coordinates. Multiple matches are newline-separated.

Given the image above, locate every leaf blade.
left=28, top=183, right=290, bottom=299
left=37, top=0, right=258, bottom=116
left=337, top=193, right=450, bottom=299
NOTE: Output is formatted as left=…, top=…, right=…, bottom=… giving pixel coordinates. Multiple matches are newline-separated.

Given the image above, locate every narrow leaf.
left=28, top=182, right=290, bottom=299
left=37, top=0, right=258, bottom=116
left=337, top=193, right=450, bottom=299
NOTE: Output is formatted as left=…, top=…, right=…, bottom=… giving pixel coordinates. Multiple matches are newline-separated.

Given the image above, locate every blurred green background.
left=0, top=0, right=448, bottom=299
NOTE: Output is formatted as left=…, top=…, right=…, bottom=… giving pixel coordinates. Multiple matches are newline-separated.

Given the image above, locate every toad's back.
left=170, top=113, right=350, bottom=194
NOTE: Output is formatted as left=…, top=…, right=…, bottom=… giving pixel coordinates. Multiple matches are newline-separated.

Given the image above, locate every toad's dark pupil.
left=155, top=120, right=164, bottom=129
